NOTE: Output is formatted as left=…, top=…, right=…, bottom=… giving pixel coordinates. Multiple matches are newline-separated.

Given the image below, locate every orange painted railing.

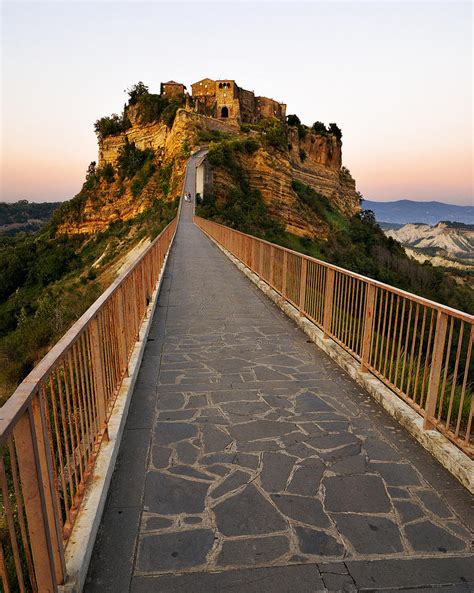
left=195, top=216, right=473, bottom=458
left=0, top=216, right=177, bottom=592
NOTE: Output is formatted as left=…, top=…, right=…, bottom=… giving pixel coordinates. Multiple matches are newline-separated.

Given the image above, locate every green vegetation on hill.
left=0, top=158, right=179, bottom=403
left=0, top=200, right=61, bottom=235
left=95, top=82, right=185, bottom=140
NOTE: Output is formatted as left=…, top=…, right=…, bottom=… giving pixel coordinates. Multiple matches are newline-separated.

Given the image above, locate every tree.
left=312, top=121, right=327, bottom=134
left=328, top=123, right=342, bottom=140
left=127, top=82, right=149, bottom=105
left=286, top=114, right=301, bottom=127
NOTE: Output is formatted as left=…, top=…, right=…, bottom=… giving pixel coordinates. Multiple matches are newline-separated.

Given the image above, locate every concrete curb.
left=58, top=243, right=174, bottom=593
left=202, top=230, right=474, bottom=494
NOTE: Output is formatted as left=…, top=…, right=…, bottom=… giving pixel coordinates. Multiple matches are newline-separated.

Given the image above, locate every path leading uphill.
left=85, top=156, right=473, bottom=592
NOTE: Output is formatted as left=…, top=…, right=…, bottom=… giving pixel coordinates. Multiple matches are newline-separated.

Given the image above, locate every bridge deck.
left=85, top=166, right=473, bottom=592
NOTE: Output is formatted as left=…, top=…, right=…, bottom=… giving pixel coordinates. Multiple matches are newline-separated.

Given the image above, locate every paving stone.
left=295, top=526, right=344, bottom=557
left=271, top=494, right=330, bottom=528
left=324, top=474, right=391, bottom=513
left=220, top=400, right=272, bottom=419
left=211, top=390, right=261, bottom=404
left=154, top=422, right=198, bottom=444
left=416, top=489, right=453, bottom=518
left=184, top=393, right=208, bottom=408
left=295, top=392, right=335, bottom=414
left=156, top=393, right=184, bottom=410
left=319, top=441, right=362, bottom=462
left=369, top=461, right=421, bottom=486
left=144, top=472, right=209, bottom=515
left=228, top=419, right=297, bottom=441
left=150, top=446, right=172, bottom=469
left=237, top=439, right=281, bottom=452
left=331, top=454, right=367, bottom=474
left=254, top=366, right=290, bottom=381
left=287, top=458, right=325, bottom=496
left=346, top=557, right=474, bottom=589
left=306, top=432, right=360, bottom=452
left=136, top=529, right=214, bottom=572
left=387, top=486, right=411, bottom=499
left=168, top=465, right=213, bottom=481
left=262, top=394, right=294, bottom=410
left=332, top=514, right=403, bottom=554
left=213, top=484, right=287, bottom=536
left=362, top=438, right=401, bottom=461
left=404, top=520, right=465, bottom=552
left=394, top=500, right=425, bottom=523
left=217, top=535, right=289, bottom=566
left=260, top=452, right=296, bottom=492
left=201, top=451, right=259, bottom=469
left=183, top=516, right=203, bottom=525
left=322, top=573, right=357, bottom=592
left=157, top=409, right=196, bottom=421
left=176, top=441, right=199, bottom=464
left=143, top=515, right=174, bottom=531
left=131, top=564, right=325, bottom=593
left=319, top=561, right=348, bottom=574
left=209, top=469, right=251, bottom=499
left=201, top=424, right=233, bottom=453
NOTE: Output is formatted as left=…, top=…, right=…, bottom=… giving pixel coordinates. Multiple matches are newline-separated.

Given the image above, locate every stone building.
left=190, top=78, right=286, bottom=123
left=160, top=81, right=186, bottom=98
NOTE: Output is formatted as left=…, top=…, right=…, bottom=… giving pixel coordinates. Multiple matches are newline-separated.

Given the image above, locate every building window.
left=221, top=106, right=229, bottom=118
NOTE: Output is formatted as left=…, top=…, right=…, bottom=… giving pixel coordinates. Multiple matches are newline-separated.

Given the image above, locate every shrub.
left=286, top=114, right=301, bottom=127
left=94, top=113, right=131, bottom=139
left=100, top=163, right=115, bottom=183
left=312, top=121, right=327, bottom=134
left=328, top=123, right=342, bottom=140
left=117, top=141, right=154, bottom=180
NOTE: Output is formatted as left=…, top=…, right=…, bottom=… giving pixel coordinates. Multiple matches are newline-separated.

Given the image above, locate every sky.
left=1, top=0, right=472, bottom=205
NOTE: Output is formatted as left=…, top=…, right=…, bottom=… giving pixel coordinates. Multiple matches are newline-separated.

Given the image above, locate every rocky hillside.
left=57, top=81, right=359, bottom=238
left=385, top=222, right=474, bottom=264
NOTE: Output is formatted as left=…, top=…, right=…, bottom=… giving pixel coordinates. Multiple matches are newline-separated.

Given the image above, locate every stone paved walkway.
left=85, top=158, right=473, bottom=592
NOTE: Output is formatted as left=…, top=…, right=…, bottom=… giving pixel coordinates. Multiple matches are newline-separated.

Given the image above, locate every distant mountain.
left=362, top=199, right=474, bottom=225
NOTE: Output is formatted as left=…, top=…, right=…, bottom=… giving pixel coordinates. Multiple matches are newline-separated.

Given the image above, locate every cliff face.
left=210, top=126, right=360, bottom=238
left=58, top=109, right=197, bottom=235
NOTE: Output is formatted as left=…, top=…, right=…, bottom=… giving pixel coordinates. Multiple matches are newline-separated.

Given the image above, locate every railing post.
left=117, top=288, right=129, bottom=378
left=269, top=246, right=275, bottom=287
left=299, top=258, right=308, bottom=315
left=423, top=311, right=448, bottom=430
left=13, top=407, right=59, bottom=592
left=282, top=251, right=288, bottom=297
left=323, top=268, right=335, bottom=339
left=32, top=391, right=67, bottom=584
left=90, top=316, right=109, bottom=440
left=361, top=283, right=376, bottom=372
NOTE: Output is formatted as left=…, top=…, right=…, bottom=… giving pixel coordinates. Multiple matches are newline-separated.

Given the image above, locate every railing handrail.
left=195, top=216, right=473, bottom=324
left=0, top=217, right=177, bottom=442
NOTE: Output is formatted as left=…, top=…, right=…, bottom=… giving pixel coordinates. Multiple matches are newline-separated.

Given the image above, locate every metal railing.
left=195, top=216, right=473, bottom=458
left=0, top=217, right=177, bottom=592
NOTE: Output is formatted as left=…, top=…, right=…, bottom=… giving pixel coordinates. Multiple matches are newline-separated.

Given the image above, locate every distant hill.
left=362, top=199, right=474, bottom=225
left=0, top=200, right=61, bottom=235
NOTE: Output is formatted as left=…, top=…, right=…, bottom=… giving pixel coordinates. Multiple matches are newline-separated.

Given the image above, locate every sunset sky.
left=1, top=1, right=472, bottom=205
